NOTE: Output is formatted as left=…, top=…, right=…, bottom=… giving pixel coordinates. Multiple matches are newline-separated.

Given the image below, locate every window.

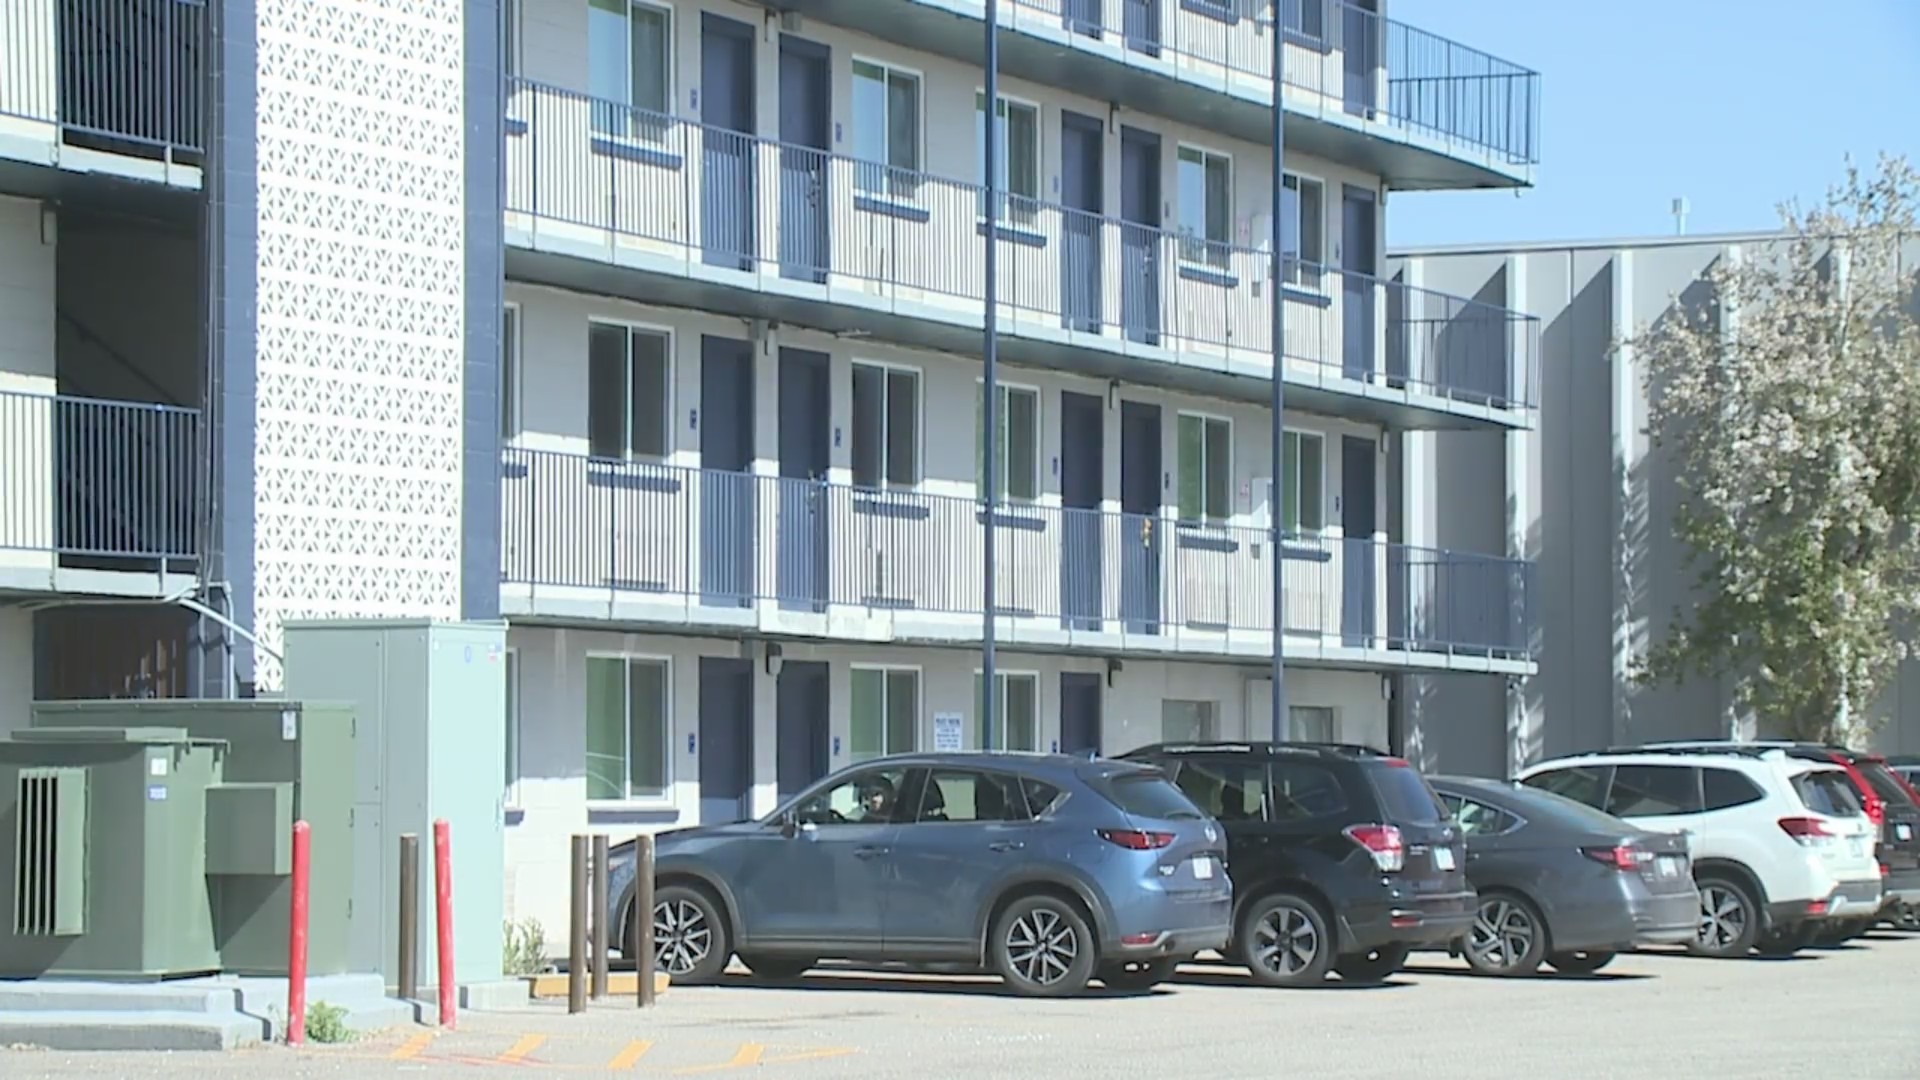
left=1604, top=765, right=1704, bottom=817
left=1702, top=767, right=1766, bottom=811
left=795, top=766, right=912, bottom=825
left=1170, top=758, right=1268, bottom=822
left=1280, top=174, right=1326, bottom=285
left=1367, top=764, right=1446, bottom=824
left=1177, top=413, right=1231, bottom=523
left=917, top=769, right=1032, bottom=823
left=850, top=667, right=918, bottom=761
left=584, top=656, right=670, bottom=801
left=503, top=649, right=521, bottom=802
left=1441, top=794, right=1519, bottom=837
left=1269, top=761, right=1349, bottom=820
left=975, top=672, right=1039, bottom=752
left=1282, top=0, right=1327, bottom=42
left=587, top=323, right=670, bottom=460
left=501, top=304, right=521, bottom=441
left=1521, top=765, right=1610, bottom=808
left=1793, top=771, right=1865, bottom=818
left=852, top=59, right=920, bottom=198
left=588, top=0, right=671, bottom=136
left=1176, top=145, right=1231, bottom=267
left=1280, top=430, right=1324, bottom=533
left=851, top=362, right=919, bottom=488
left=975, top=93, right=1039, bottom=222
left=503, top=0, right=522, bottom=78
left=1021, top=777, right=1065, bottom=817
left=1161, top=700, right=1218, bottom=742
left=1288, top=704, right=1334, bottom=743
left=1092, top=768, right=1205, bottom=819
left=976, top=384, right=1039, bottom=501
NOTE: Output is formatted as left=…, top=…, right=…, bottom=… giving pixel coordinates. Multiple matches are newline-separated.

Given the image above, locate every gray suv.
left=606, top=753, right=1232, bottom=997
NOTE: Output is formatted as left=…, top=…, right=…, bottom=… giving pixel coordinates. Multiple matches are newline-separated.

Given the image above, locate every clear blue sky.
left=1385, top=0, right=1920, bottom=249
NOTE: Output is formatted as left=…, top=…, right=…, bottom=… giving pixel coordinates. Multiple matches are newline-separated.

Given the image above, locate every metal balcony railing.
left=501, top=448, right=1534, bottom=661
left=0, top=389, right=200, bottom=565
left=0, top=0, right=207, bottom=159
left=1005, top=0, right=1540, bottom=165
left=505, top=79, right=1541, bottom=410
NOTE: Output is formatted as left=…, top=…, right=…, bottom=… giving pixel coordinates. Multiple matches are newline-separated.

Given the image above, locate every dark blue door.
left=1060, top=111, right=1103, bottom=334
left=1120, top=128, right=1161, bottom=346
left=777, top=347, right=831, bottom=610
left=1124, top=0, right=1161, bottom=56
left=699, top=656, right=755, bottom=824
left=701, top=335, right=755, bottom=606
left=701, top=14, right=756, bottom=270
left=776, top=660, right=830, bottom=802
left=1059, top=672, right=1103, bottom=755
left=1342, top=435, right=1377, bottom=647
left=778, top=35, right=830, bottom=283
left=1342, top=185, right=1377, bottom=380
left=1120, top=400, right=1161, bottom=634
left=1060, top=390, right=1103, bottom=630
left=1343, top=0, right=1378, bottom=117
left=1064, top=0, right=1102, bottom=37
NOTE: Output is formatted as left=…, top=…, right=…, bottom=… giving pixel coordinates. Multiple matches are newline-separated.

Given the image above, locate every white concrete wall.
left=500, top=623, right=1384, bottom=933
left=0, top=607, right=32, bottom=733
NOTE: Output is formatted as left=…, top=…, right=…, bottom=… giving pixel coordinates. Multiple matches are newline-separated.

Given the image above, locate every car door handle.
left=988, top=841, right=1025, bottom=853
left=854, top=846, right=888, bottom=859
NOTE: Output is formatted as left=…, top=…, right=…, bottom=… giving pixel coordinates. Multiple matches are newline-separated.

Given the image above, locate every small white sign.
left=149, top=757, right=168, bottom=778
left=147, top=785, right=167, bottom=802
left=281, top=708, right=298, bottom=742
left=932, top=712, right=964, bottom=753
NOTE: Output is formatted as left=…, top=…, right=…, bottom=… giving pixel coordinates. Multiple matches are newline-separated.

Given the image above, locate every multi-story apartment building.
left=0, top=0, right=1540, bottom=930
left=1393, top=230, right=1920, bottom=766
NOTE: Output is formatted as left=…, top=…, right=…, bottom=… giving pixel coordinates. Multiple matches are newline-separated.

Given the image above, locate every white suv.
left=1514, top=748, right=1882, bottom=957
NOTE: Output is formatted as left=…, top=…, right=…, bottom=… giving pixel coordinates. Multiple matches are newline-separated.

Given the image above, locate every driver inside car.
left=851, top=775, right=896, bottom=823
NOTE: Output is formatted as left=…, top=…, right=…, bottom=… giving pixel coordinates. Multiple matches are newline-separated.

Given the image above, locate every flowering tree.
left=1634, top=155, right=1920, bottom=746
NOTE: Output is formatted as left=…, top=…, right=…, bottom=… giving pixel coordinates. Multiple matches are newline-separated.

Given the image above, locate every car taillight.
left=1828, top=755, right=1886, bottom=825
left=1343, top=824, right=1405, bottom=873
left=1098, top=828, right=1174, bottom=851
left=1778, top=816, right=1837, bottom=846
left=1581, top=844, right=1652, bottom=871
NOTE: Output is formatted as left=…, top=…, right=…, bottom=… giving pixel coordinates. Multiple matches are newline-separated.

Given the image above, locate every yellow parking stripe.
left=389, top=1033, right=435, bottom=1060
left=608, top=1040, right=655, bottom=1070
left=499, top=1034, right=546, bottom=1063
left=764, top=1048, right=858, bottom=1066
left=674, top=1043, right=766, bottom=1074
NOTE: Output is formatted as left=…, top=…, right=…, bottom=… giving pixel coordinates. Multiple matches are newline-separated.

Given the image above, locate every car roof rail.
left=1598, top=744, right=1775, bottom=759
left=1125, top=740, right=1384, bottom=760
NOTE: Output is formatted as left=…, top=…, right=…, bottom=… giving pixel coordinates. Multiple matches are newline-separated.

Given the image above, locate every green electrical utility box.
left=282, top=619, right=508, bottom=992
left=29, top=700, right=357, bottom=977
left=0, top=727, right=223, bottom=979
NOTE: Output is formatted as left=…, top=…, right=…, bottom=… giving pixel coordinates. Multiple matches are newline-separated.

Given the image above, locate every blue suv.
left=606, top=753, right=1232, bottom=997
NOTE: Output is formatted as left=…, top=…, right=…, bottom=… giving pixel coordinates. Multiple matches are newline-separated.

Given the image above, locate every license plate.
left=1657, top=856, right=1681, bottom=878
left=1433, top=846, right=1456, bottom=871
left=1848, top=836, right=1865, bottom=858
left=1192, top=856, right=1213, bottom=880
left=1899, top=823, right=1914, bottom=842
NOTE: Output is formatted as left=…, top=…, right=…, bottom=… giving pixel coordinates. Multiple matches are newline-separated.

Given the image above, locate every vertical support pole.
left=398, top=833, right=419, bottom=1002
left=981, top=0, right=1000, bottom=750
left=1268, top=6, right=1289, bottom=741
left=286, top=820, right=310, bottom=1046
left=433, top=819, right=456, bottom=1029
left=590, top=834, right=610, bottom=1000
left=636, top=835, right=657, bottom=1008
left=569, top=835, right=588, bottom=1014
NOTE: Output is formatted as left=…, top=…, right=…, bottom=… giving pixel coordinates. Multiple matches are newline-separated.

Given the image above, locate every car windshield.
left=1793, top=770, right=1865, bottom=817
left=1089, top=768, right=1206, bottom=821
left=1499, top=782, right=1635, bottom=833
left=1369, top=764, right=1445, bottom=824
left=1857, top=763, right=1917, bottom=807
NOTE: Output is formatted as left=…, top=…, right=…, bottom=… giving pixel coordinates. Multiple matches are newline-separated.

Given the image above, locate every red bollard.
left=287, top=820, right=311, bottom=1046
left=433, top=818, right=455, bottom=1029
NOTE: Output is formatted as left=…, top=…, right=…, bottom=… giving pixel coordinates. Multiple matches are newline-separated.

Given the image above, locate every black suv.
left=1120, top=742, right=1474, bottom=986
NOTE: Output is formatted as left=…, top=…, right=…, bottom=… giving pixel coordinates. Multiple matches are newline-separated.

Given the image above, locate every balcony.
left=504, top=80, right=1539, bottom=431
left=0, top=0, right=206, bottom=193
left=766, top=0, right=1539, bottom=189
left=500, top=449, right=1534, bottom=674
left=0, top=389, right=200, bottom=595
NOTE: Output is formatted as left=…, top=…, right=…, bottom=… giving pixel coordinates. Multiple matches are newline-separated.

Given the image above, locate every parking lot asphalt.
left=7, top=932, right=1917, bottom=1080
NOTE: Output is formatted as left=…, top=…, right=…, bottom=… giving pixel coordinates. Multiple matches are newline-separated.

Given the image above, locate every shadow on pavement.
left=1168, top=968, right=1411, bottom=991
left=1401, top=963, right=1650, bottom=983
left=703, top=970, right=1169, bottom=1000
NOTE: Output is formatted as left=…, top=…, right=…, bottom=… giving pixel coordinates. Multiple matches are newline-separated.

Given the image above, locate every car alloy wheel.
left=1465, top=893, right=1546, bottom=976
left=1235, top=892, right=1333, bottom=987
left=654, top=898, right=712, bottom=976
left=1689, top=878, right=1759, bottom=957
left=989, top=895, right=1095, bottom=997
